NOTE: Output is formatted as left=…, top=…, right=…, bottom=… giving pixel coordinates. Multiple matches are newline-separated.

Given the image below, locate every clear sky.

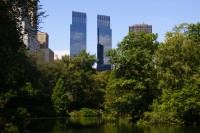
left=39, top=0, right=200, bottom=58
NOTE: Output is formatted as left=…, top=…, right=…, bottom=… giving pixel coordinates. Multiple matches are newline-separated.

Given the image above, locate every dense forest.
left=1, top=0, right=200, bottom=132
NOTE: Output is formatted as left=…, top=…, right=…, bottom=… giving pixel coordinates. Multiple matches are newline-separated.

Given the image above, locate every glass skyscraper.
left=70, top=11, right=87, bottom=57
left=97, top=15, right=112, bottom=71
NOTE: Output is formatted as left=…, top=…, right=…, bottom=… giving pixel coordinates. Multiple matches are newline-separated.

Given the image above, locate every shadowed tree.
left=0, top=0, right=46, bottom=131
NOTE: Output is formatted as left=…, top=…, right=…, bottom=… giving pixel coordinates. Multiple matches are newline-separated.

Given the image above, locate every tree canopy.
left=143, top=22, right=200, bottom=125
left=104, top=31, right=159, bottom=120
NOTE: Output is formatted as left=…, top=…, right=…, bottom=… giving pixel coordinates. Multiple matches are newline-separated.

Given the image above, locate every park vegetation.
left=1, top=0, right=200, bottom=132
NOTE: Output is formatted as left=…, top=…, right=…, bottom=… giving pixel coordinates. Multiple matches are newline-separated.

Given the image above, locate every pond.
left=26, top=117, right=200, bottom=133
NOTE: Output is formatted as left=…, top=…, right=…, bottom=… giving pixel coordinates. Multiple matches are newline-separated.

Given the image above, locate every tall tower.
left=70, top=11, right=87, bottom=57
left=97, top=15, right=112, bottom=71
left=129, top=24, right=152, bottom=34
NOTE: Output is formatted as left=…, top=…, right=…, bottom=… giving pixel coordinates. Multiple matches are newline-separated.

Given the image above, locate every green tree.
left=145, top=23, right=200, bottom=124
left=52, top=78, right=70, bottom=116
left=91, top=71, right=110, bottom=109
left=70, top=50, right=96, bottom=72
left=53, top=50, right=106, bottom=112
left=51, top=50, right=98, bottom=115
left=104, top=31, right=158, bottom=120
left=0, top=0, right=47, bottom=131
left=0, top=1, right=29, bottom=131
left=66, top=50, right=97, bottom=110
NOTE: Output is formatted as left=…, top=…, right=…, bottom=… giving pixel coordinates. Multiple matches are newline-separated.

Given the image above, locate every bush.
left=14, top=107, right=31, bottom=130
left=70, top=108, right=101, bottom=117
left=69, top=110, right=82, bottom=117
left=2, top=123, right=19, bottom=133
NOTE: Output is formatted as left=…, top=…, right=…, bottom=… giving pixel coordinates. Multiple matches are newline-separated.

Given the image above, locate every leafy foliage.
left=144, top=22, right=200, bottom=125
left=0, top=0, right=48, bottom=131
left=70, top=108, right=101, bottom=117
left=104, top=31, right=159, bottom=120
left=52, top=78, right=71, bottom=116
left=50, top=50, right=106, bottom=116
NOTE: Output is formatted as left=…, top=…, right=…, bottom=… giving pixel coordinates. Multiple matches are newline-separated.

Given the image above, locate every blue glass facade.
left=97, top=15, right=112, bottom=71
left=97, top=43, right=104, bottom=65
left=70, top=11, right=87, bottom=57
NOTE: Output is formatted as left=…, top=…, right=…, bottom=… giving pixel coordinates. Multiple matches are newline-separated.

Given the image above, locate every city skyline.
left=39, top=0, right=200, bottom=58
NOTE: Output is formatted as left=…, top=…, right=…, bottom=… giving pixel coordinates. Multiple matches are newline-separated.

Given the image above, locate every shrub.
left=70, top=108, right=101, bottom=117
left=2, top=123, right=19, bottom=133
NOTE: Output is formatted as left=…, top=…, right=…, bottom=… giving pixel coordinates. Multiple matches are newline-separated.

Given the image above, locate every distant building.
left=40, top=48, right=54, bottom=62
left=37, top=32, right=54, bottom=62
left=70, top=11, right=87, bottom=57
left=37, top=32, right=49, bottom=48
left=97, top=15, right=112, bottom=71
left=21, top=0, right=39, bottom=51
left=129, top=24, right=152, bottom=34
left=54, top=54, right=59, bottom=60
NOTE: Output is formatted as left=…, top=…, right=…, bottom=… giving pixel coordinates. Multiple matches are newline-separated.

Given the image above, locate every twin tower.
left=70, top=11, right=112, bottom=71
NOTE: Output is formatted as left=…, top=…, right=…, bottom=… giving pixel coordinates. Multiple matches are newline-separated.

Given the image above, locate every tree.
left=51, top=50, right=101, bottom=113
left=0, top=0, right=46, bottom=131
left=0, top=1, right=32, bottom=131
left=70, top=50, right=96, bottom=72
left=104, top=31, right=158, bottom=120
left=88, top=71, right=110, bottom=109
left=186, top=22, right=200, bottom=42
left=145, top=23, right=200, bottom=124
left=52, top=78, right=70, bottom=116
left=66, top=50, right=97, bottom=110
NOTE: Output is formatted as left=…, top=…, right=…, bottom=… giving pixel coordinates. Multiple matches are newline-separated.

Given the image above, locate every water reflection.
left=26, top=118, right=200, bottom=133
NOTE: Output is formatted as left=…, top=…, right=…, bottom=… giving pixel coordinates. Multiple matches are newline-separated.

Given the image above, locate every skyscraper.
left=70, top=11, right=87, bottom=57
left=97, top=15, right=112, bottom=71
left=129, top=24, right=152, bottom=34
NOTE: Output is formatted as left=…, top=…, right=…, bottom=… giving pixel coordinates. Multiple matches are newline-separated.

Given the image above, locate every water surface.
left=26, top=117, right=200, bottom=133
